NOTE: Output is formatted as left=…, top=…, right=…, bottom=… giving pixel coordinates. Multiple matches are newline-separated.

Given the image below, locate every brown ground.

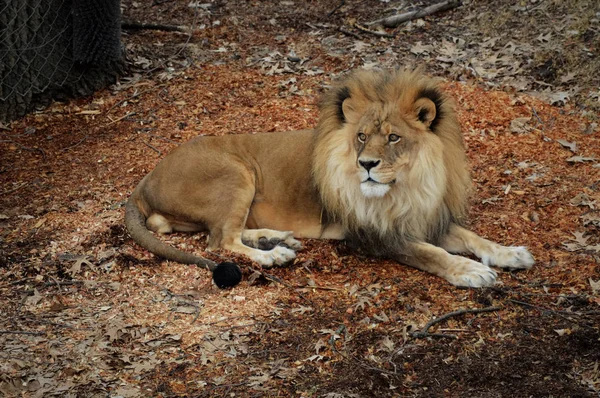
left=1, top=1, right=599, bottom=397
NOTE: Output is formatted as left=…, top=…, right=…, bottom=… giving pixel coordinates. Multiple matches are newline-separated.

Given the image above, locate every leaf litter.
left=1, top=0, right=600, bottom=396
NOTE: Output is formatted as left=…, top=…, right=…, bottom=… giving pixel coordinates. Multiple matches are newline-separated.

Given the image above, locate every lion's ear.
left=414, top=97, right=437, bottom=128
left=342, top=97, right=361, bottom=124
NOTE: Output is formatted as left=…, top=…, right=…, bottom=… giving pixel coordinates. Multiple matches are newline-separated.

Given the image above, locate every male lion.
left=125, top=68, right=534, bottom=288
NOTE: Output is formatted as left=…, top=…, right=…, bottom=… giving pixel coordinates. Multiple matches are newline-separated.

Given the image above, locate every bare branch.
left=122, top=20, right=190, bottom=33
left=412, top=306, right=500, bottom=339
left=366, top=0, right=462, bottom=28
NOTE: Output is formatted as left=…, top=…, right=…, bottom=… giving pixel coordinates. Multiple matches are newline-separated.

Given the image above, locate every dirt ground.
left=1, top=0, right=599, bottom=397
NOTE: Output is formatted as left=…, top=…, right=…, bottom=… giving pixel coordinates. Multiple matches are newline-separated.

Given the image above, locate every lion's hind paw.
left=253, top=236, right=303, bottom=251
left=255, top=246, right=297, bottom=269
left=242, top=230, right=303, bottom=251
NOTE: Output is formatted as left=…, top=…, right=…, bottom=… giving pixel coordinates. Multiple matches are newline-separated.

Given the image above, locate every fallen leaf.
left=314, top=339, right=327, bottom=353
left=379, top=336, right=395, bottom=352
left=305, top=354, right=324, bottom=362
left=410, top=41, right=434, bottom=55
left=175, top=306, right=197, bottom=314
left=557, top=139, right=577, bottom=153
left=291, top=305, right=313, bottom=315
left=68, top=256, right=95, bottom=277
left=581, top=213, right=600, bottom=227
left=567, top=156, right=596, bottom=163
left=589, top=278, right=600, bottom=294
left=247, top=373, right=270, bottom=387
left=350, top=41, right=370, bottom=53
left=510, top=117, right=532, bottom=134
left=548, top=91, right=570, bottom=105
left=570, top=193, right=596, bottom=209
left=25, top=288, right=43, bottom=306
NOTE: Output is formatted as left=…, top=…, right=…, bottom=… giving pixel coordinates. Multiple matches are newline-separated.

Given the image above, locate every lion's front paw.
left=481, top=246, right=534, bottom=270
left=447, top=258, right=497, bottom=288
left=255, top=246, right=297, bottom=269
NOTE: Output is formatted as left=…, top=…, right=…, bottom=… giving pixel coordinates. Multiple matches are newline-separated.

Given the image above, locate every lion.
left=125, top=68, right=534, bottom=288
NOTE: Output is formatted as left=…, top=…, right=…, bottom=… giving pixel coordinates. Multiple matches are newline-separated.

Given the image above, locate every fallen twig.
left=4, top=139, right=46, bottom=159
left=1, top=182, right=29, bottom=196
left=122, top=20, right=190, bottom=33
left=60, top=135, right=89, bottom=152
left=105, top=112, right=137, bottom=127
left=366, top=0, right=461, bottom=28
left=509, top=299, right=598, bottom=329
left=338, top=26, right=362, bottom=40
left=411, top=306, right=500, bottom=339
left=254, top=268, right=315, bottom=306
left=327, top=0, right=345, bottom=17
left=143, top=141, right=162, bottom=155
left=139, top=130, right=181, bottom=144
left=107, top=87, right=159, bottom=114
left=353, top=22, right=395, bottom=38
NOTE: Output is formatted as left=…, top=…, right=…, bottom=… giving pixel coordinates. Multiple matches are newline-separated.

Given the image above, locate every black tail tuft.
left=212, top=262, right=243, bottom=288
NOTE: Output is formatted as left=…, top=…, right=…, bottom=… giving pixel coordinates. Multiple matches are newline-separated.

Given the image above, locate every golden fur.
left=125, top=68, right=534, bottom=287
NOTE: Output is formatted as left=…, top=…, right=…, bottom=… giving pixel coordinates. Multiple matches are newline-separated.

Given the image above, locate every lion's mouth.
left=360, top=178, right=392, bottom=198
left=363, top=177, right=396, bottom=185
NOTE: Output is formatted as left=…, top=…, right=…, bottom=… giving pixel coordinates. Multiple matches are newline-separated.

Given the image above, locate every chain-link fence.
left=0, top=0, right=123, bottom=122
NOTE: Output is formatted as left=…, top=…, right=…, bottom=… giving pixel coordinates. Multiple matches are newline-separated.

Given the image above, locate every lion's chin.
left=360, top=181, right=391, bottom=198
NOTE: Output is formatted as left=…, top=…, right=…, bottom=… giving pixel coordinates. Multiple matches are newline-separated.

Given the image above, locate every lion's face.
left=313, top=69, right=470, bottom=242
left=343, top=94, right=440, bottom=199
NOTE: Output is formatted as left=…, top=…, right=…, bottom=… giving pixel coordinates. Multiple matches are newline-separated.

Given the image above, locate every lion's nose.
left=359, top=159, right=380, bottom=171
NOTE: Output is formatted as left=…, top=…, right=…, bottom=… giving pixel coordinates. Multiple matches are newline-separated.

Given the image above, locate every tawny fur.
left=125, top=68, right=535, bottom=287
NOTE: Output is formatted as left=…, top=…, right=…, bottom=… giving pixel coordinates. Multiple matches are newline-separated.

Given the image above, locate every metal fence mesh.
left=0, top=0, right=122, bottom=122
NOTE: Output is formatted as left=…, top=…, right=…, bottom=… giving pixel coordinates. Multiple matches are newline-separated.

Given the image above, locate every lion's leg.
left=395, top=242, right=498, bottom=288
left=206, top=170, right=296, bottom=269
left=146, top=214, right=204, bottom=234
left=441, top=224, right=534, bottom=269
left=241, top=229, right=303, bottom=251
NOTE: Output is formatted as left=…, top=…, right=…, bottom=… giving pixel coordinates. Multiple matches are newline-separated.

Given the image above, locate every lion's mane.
left=312, top=69, right=472, bottom=255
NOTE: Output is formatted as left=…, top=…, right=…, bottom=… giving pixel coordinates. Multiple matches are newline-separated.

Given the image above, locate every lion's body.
left=130, top=130, right=336, bottom=240
left=126, top=68, right=534, bottom=287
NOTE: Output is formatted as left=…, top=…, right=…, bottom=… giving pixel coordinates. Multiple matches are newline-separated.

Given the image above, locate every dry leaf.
left=175, top=306, right=197, bottom=314
left=557, top=139, right=577, bottom=153
left=291, top=305, right=313, bottom=314
left=510, top=117, right=532, bottom=134
left=68, top=256, right=95, bottom=277
left=314, top=339, right=327, bottom=353
left=567, top=155, right=596, bottom=163
left=589, top=278, right=600, bottom=294
left=554, top=328, right=571, bottom=336
left=410, top=42, right=434, bottom=55
left=25, top=288, right=43, bottom=306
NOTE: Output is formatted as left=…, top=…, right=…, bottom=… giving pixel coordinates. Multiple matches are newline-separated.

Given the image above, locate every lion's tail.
left=124, top=196, right=242, bottom=288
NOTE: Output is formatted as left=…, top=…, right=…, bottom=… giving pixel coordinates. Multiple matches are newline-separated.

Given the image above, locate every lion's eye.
left=388, top=134, right=400, bottom=143
left=357, top=133, right=367, bottom=143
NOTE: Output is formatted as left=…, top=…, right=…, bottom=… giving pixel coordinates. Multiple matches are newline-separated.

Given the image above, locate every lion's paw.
left=243, top=230, right=302, bottom=251
left=253, top=246, right=297, bottom=269
left=481, top=246, right=534, bottom=270
left=282, top=236, right=303, bottom=250
left=447, top=257, right=497, bottom=288
left=253, top=236, right=303, bottom=251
